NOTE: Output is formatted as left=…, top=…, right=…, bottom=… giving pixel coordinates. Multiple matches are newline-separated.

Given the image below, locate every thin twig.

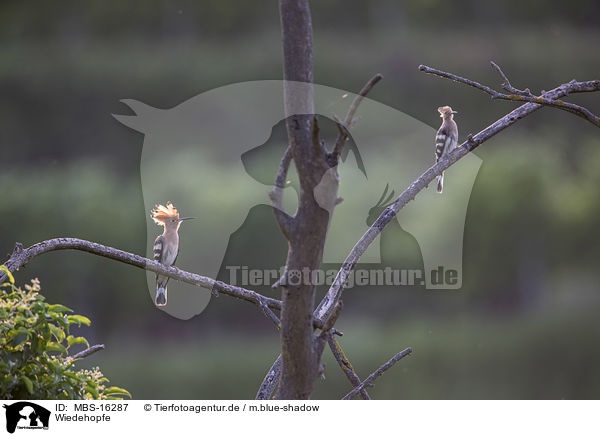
left=341, top=347, right=412, bottom=400
left=329, top=73, right=383, bottom=165
left=345, top=74, right=384, bottom=127
left=72, top=344, right=105, bottom=360
left=328, top=336, right=370, bottom=400
left=490, top=61, right=532, bottom=96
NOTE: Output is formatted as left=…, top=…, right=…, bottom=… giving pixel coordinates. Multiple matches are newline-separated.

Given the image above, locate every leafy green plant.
left=0, top=266, right=130, bottom=400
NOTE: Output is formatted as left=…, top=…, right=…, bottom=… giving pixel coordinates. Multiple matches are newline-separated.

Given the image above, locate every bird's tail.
left=155, top=275, right=169, bottom=306
left=437, top=172, right=444, bottom=194
left=155, top=286, right=167, bottom=306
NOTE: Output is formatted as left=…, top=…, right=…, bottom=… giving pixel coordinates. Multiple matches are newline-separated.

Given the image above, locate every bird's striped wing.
left=435, top=127, right=454, bottom=162
left=153, top=235, right=164, bottom=263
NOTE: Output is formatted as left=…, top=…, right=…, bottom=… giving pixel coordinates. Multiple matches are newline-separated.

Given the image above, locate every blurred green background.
left=1, top=0, right=599, bottom=399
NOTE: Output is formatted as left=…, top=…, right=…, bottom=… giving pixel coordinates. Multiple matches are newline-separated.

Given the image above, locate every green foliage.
left=0, top=275, right=131, bottom=400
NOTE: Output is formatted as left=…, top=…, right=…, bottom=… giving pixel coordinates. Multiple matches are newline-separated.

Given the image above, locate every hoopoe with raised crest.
left=435, top=106, right=459, bottom=194
left=151, top=202, right=194, bottom=306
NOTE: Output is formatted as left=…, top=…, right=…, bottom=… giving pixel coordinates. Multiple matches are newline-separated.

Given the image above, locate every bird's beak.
left=451, top=110, right=458, bottom=114
left=179, top=217, right=195, bottom=221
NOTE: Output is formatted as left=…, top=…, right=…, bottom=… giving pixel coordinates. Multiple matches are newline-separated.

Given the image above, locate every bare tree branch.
left=1, top=238, right=262, bottom=301
left=314, top=67, right=600, bottom=327
left=489, top=61, right=534, bottom=96
left=0, top=238, right=351, bottom=332
left=1, top=238, right=347, bottom=338
left=417, top=64, right=500, bottom=97
left=420, top=62, right=600, bottom=127
left=255, top=355, right=282, bottom=400
left=329, top=73, right=383, bottom=165
left=257, top=300, right=282, bottom=331
left=328, top=336, right=371, bottom=400
left=341, top=347, right=412, bottom=400
left=314, top=301, right=342, bottom=358
left=72, top=344, right=105, bottom=360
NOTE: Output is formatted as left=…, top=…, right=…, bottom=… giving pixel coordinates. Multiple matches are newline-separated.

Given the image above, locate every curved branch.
left=0, top=238, right=343, bottom=332
left=1, top=238, right=276, bottom=304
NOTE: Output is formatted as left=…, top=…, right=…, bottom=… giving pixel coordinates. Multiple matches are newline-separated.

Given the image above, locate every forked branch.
left=341, top=347, right=412, bottom=400
left=419, top=62, right=600, bottom=127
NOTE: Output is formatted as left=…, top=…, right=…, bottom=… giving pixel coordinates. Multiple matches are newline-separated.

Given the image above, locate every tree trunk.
left=276, top=0, right=333, bottom=399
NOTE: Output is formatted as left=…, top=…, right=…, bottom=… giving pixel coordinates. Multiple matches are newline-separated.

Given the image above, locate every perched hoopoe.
left=434, top=106, right=459, bottom=194
left=151, top=202, right=194, bottom=306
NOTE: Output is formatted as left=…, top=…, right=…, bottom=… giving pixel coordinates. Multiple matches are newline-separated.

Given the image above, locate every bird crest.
left=151, top=201, right=179, bottom=225
left=437, top=106, right=457, bottom=117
